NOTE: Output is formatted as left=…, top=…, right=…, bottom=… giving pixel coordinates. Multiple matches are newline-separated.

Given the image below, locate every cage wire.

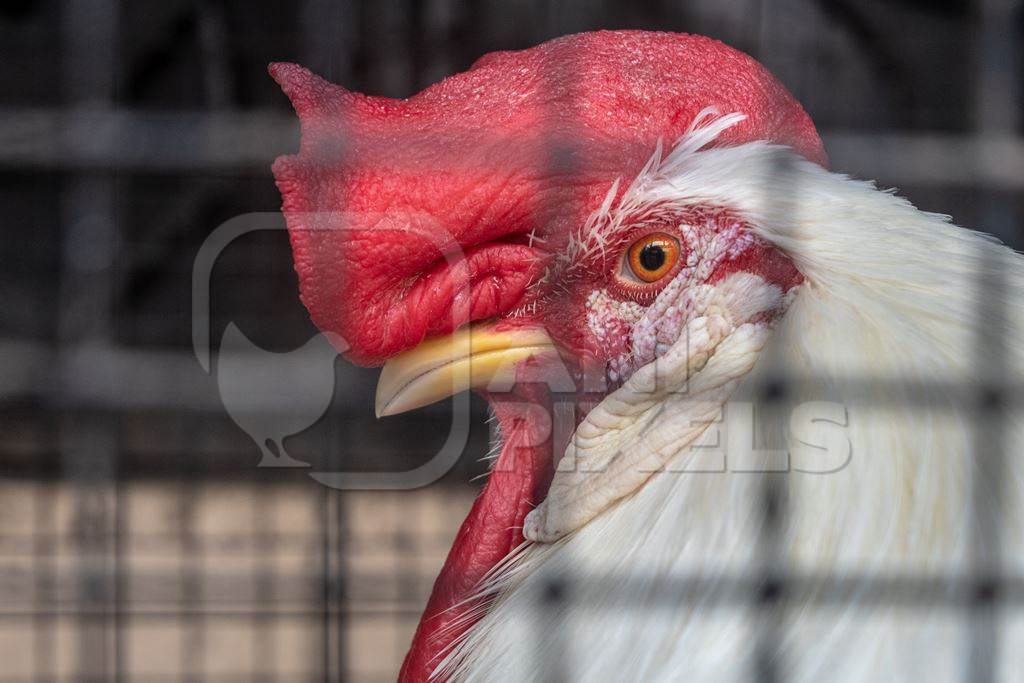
left=1, top=0, right=1022, bottom=681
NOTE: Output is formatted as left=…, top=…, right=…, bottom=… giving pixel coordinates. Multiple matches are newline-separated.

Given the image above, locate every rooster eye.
left=625, top=233, right=680, bottom=283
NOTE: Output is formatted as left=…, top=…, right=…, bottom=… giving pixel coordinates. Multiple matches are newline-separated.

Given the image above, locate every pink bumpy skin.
left=270, top=30, right=824, bottom=683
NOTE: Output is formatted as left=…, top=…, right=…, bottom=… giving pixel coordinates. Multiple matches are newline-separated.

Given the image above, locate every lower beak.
left=374, top=322, right=556, bottom=417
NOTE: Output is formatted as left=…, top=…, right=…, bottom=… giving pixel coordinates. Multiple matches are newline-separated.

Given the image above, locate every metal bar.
left=751, top=151, right=801, bottom=683
left=965, top=0, right=1020, bottom=681
left=2, top=106, right=1024, bottom=187
left=8, top=337, right=1024, bottom=413
left=10, top=569, right=1021, bottom=614
left=58, top=0, right=120, bottom=680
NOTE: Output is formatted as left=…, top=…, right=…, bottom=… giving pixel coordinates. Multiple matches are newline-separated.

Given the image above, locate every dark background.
left=0, top=0, right=1021, bottom=681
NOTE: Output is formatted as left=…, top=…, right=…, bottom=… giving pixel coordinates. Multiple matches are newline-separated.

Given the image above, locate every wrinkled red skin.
left=399, top=383, right=556, bottom=681
left=270, top=31, right=825, bottom=682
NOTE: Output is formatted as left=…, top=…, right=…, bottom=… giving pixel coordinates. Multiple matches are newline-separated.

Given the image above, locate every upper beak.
left=374, top=322, right=556, bottom=417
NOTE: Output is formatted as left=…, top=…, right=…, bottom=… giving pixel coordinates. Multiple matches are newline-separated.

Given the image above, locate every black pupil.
left=639, top=243, right=666, bottom=271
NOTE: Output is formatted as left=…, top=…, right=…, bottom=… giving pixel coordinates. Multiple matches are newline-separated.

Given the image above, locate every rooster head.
left=271, top=30, right=825, bottom=681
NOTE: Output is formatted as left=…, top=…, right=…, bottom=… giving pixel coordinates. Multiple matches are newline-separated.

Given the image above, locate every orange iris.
left=626, top=233, right=680, bottom=282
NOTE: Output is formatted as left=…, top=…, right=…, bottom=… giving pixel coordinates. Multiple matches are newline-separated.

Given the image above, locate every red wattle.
left=399, top=392, right=553, bottom=682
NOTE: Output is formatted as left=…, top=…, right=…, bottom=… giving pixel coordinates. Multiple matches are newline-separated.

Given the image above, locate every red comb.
left=270, top=31, right=824, bottom=366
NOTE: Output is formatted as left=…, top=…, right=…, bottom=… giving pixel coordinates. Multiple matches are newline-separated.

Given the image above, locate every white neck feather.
left=440, top=139, right=1024, bottom=682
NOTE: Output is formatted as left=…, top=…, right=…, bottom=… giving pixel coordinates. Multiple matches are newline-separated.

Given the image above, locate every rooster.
left=270, top=31, right=1024, bottom=682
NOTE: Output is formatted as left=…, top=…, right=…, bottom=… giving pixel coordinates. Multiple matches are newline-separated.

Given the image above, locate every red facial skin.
left=271, top=31, right=824, bottom=682
left=538, top=208, right=805, bottom=382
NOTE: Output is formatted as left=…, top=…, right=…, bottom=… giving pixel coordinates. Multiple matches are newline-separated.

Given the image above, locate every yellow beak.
left=374, top=322, right=556, bottom=417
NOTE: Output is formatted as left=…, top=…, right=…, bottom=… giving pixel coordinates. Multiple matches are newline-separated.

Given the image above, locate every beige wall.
left=0, top=479, right=474, bottom=682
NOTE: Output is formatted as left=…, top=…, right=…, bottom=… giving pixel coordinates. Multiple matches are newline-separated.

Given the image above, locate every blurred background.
left=0, top=0, right=1021, bottom=681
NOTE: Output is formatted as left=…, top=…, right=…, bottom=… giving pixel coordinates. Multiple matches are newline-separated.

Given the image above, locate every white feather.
left=440, top=120, right=1024, bottom=682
